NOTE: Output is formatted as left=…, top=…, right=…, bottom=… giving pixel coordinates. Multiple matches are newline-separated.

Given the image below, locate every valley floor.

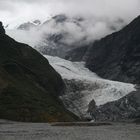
left=0, top=120, right=140, bottom=140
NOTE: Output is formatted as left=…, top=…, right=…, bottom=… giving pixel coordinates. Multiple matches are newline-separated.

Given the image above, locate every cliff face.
left=0, top=22, right=78, bottom=122
left=85, top=16, right=140, bottom=84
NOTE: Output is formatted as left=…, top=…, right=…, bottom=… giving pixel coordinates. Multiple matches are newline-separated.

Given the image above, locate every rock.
left=0, top=22, right=5, bottom=34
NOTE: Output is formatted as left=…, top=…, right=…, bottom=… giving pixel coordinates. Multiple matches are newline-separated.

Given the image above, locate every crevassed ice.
left=44, top=55, right=136, bottom=117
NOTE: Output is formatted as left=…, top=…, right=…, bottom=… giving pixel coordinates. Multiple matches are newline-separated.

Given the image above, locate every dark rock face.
left=86, top=16, right=140, bottom=84
left=0, top=22, right=79, bottom=122
left=0, top=22, right=5, bottom=34
left=88, top=90, right=140, bottom=121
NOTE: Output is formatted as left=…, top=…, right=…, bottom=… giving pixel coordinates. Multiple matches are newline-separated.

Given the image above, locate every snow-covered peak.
left=17, top=20, right=41, bottom=30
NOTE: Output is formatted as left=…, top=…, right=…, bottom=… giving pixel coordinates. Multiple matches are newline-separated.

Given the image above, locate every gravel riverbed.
left=0, top=120, right=140, bottom=140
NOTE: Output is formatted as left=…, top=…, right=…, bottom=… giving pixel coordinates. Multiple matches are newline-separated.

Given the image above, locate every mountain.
left=45, top=14, right=68, bottom=23
left=5, top=14, right=139, bottom=122
left=35, top=14, right=89, bottom=58
left=33, top=15, right=125, bottom=58
left=45, top=55, right=135, bottom=119
left=17, top=20, right=41, bottom=30
left=0, top=22, right=78, bottom=122
left=85, top=16, right=140, bottom=84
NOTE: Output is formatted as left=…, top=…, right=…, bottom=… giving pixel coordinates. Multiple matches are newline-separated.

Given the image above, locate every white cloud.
left=2, top=0, right=140, bottom=54
left=0, top=0, right=140, bottom=26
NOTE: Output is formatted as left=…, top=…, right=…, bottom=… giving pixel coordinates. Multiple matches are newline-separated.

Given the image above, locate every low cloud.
left=3, top=0, right=140, bottom=53
left=6, top=15, right=126, bottom=49
left=0, top=0, right=140, bottom=25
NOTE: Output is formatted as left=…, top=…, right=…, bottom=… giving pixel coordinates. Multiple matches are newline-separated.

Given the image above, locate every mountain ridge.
left=85, top=15, right=140, bottom=84
left=0, top=22, right=79, bottom=122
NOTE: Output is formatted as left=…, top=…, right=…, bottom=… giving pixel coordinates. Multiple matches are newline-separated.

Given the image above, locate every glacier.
left=45, top=55, right=136, bottom=118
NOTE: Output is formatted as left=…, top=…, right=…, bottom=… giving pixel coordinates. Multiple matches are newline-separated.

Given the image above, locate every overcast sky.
left=0, top=0, right=140, bottom=26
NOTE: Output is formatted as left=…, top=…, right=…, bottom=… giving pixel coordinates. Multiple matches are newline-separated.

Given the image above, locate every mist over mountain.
left=6, top=14, right=126, bottom=58
left=17, top=20, right=41, bottom=30
left=85, top=15, right=140, bottom=84
left=3, top=0, right=140, bottom=59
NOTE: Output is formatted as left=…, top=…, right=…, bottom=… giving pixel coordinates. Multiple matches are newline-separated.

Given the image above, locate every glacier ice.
left=45, top=55, right=136, bottom=118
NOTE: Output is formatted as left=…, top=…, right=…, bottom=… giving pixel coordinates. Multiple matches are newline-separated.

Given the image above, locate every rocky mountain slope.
left=0, top=22, right=78, bottom=122
left=85, top=15, right=140, bottom=84
left=45, top=55, right=135, bottom=119
left=88, top=89, right=140, bottom=121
